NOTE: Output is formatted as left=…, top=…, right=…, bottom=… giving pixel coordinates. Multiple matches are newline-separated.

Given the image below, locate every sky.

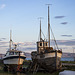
left=0, top=0, right=75, bottom=54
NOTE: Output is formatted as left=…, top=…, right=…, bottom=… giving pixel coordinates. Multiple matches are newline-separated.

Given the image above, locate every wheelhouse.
left=5, top=50, right=25, bottom=56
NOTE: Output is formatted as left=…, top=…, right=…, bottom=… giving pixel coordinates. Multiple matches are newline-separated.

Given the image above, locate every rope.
left=38, top=29, right=46, bottom=41
left=50, top=26, right=59, bottom=50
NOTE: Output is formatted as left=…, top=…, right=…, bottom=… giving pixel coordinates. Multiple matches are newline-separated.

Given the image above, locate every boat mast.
left=46, top=4, right=51, bottom=47
left=48, top=5, right=50, bottom=47
left=40, top=18, right=42, bottom=41
left=9, top=30, right=12, bottom=50
left=46, top=4, right=52, bottom=47
left=38, top=17, right=43, bottom=41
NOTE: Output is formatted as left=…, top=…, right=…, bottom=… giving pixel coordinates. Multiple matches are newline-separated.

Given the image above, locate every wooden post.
left=55, top=50, right=57, bottom=70
left=17, top=52, right=20, bottom=71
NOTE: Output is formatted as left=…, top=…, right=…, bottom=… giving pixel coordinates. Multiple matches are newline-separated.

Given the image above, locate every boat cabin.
left=5, top=50, right=25, bottom=56
left=37, top=41, right=48, bottom=54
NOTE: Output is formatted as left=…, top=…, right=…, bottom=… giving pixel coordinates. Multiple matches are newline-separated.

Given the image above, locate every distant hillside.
left=0, top=54, right=5, bottom=59
left=62, top=53, right=75, bottom=58
left=25, top=52, right=31, bottom=58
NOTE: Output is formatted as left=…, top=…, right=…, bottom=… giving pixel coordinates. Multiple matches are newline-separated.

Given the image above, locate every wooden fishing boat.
left=31, top=5, right=62, bottom=72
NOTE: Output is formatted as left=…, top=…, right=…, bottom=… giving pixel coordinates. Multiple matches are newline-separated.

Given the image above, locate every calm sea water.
left=26, top=57, right=75, bottom=61
left=61, top=57, right=74, bottom=61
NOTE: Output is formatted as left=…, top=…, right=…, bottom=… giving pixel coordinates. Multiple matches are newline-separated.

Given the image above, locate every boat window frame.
left=40, top=43, right=42, bottom=46
left=15, top=52, right=19, bottom=55
left=45, top=43, right=47, bottom=46
left=9, top=52, right=14, bottom=55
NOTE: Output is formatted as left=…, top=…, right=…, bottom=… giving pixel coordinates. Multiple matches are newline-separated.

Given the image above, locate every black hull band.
left=3, top=56, right=26, bottom=60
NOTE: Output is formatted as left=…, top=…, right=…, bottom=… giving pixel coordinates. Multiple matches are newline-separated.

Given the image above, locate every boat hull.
left=37, top=57, right=61, bottom=71
left=3, top=56, right=26, bottom=65
left=31, top=51, right=62, bottom=72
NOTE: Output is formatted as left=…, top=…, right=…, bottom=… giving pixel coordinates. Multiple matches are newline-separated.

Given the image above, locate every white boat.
left=3, top=49, right=26, bottom=65
left=3, top=30, right=26, bottom=72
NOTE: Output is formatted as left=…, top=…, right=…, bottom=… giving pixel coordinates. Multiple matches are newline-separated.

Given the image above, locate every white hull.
left=3, top=57, right=25, bottom=65
left=3, top=52, right=26, bottom=65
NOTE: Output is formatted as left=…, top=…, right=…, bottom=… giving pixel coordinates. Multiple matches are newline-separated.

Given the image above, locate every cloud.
left=61, top=22, right=68, bottom=25
left=0, top=38, right=7, bottom=41
left=14, top=40, right=75, bottom=50
left=25, top=47, right=36, bottom=50
left=72, top=39, right=75, bottom=40
left=0, top=41, right=8, bottom=45
left=50, top=39, right=75, bottom=46
left=17, top=46, right=36, bottom=53
left=0, top=46, right=8, bottom=47
left=55, top=40, right=75, bottom=46
left=18, top=40, right=75, bottom=53
left=55, top=16, right=65, bottom=19
left=1, top=38, right=6, bottom=40
left=61, top=35, right=72, bottom=37
left=0, top=40, right=2, bottom=41
left=10, top=42, right=37, bottom=53
left=0, top=4, right=6, bottom=9
left=16, top=42, right=36, bottom=46
left=0, top=40, right=75, bottom=54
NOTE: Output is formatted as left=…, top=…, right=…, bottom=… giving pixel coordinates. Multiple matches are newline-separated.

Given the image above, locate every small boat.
left=3, top=30, right=26, bottom=72
left=31, top=5, right=62, bottom=72
left=3, top=46, right=26, bottom=65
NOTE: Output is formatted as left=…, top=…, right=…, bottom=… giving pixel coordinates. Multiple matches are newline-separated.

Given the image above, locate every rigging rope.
left=38, top=29, right=46, bottom=41
left=50, top=26, right=59, bottom=50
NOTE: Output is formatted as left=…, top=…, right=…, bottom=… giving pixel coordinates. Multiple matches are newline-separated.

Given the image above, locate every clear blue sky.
left=0, top=0, right=75, bottom=53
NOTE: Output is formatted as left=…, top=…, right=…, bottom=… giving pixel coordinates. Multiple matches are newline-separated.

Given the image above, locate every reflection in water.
left=59, top=70, right=75, bottom=75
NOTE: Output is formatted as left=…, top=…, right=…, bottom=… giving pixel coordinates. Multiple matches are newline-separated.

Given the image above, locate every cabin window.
left=46, top=43, right=47, bottom=46
left=20, top=52, right=24, bottom=55
left=15, top=52, right=19, bottom=55
left=9, top=52, right=14, bottom=55
left=40, top=43, right=42, bottom=46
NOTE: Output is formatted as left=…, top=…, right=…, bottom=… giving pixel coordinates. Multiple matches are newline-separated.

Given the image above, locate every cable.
left=50, top=26, right=59, bottom=50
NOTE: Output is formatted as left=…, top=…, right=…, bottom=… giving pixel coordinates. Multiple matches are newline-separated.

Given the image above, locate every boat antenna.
left=46, top=4, right=52, bottom=47
left=9, top=30, right=12, bottom=50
